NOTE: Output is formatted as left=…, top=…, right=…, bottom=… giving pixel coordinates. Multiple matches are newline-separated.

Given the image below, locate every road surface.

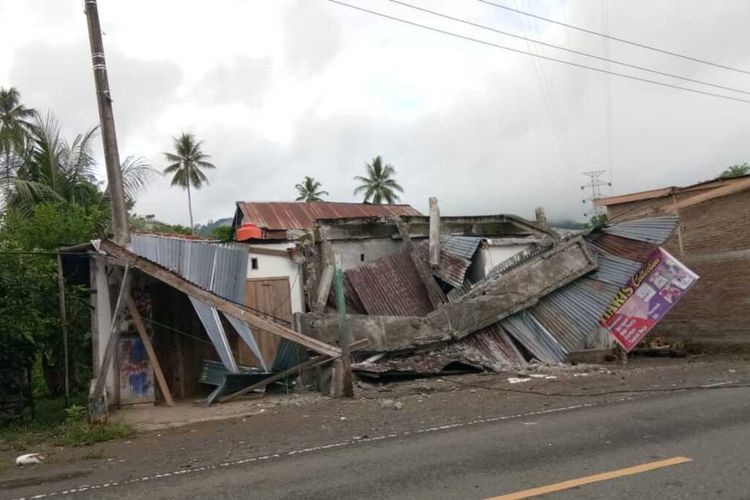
left=14, top=384, right=750, bottom=499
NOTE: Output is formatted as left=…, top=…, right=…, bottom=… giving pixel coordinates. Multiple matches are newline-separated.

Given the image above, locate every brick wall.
left=604, top=189, right=750, bottom=349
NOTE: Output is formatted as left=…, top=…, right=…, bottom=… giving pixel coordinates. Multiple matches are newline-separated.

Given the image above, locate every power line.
left=390, top=0, right=750, bottom=97
left=329, top=0, right=750, bottom=105
left=477, top=0, right=750, bottom=76
left=581, top=169, right=611, bottom=218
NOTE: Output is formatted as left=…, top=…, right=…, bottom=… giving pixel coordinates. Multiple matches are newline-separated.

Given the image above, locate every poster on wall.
left=117, top=335, right=154, bottom=404
left=600, top=248, right=699, bottom=352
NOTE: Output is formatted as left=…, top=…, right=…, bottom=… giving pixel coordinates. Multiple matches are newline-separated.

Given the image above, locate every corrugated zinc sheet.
left=413, top=241, right=472, bottom=288
left=345, top=251, right=433, bottom=316
left=501, top=313, right=567, bottom=364
left=224, top=314, right=268, bottom=371
left=189, top=297, right=238, bottom=373
left=603, top=215, right=679, bottom=244
left=440, top=236, right=482, bottom=259
left=586, top=233, right=657, bottom=264
left=462, top=324, right=526, bottom=367
left=237, top=201, right=422, bottom=231
left=588, top=249, right=642, bottom=286
left=531, top=278, right=619, bottom=352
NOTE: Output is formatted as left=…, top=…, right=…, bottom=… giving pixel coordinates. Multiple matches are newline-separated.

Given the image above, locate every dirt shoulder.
left=2, top=354, right=748, bottom=499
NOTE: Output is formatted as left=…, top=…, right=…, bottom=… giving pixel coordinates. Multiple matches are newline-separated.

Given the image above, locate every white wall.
left=92, top=256, right=117, bottom=403
left=471, top=244, right=531, bottom=281
left=245, top=242, right=304, bottom=314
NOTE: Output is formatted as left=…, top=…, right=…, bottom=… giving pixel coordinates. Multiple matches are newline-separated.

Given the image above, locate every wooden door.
left=239, top=277, right=293, bottom=369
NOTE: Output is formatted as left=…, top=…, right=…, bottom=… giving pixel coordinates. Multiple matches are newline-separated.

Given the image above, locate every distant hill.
left=195, top=217, right=233, bottom=237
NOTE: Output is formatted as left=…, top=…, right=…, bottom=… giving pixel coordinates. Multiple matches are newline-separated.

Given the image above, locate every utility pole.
left=84, top=0, right=129, bottom=244
left=581, top=169, right=611, bottom=220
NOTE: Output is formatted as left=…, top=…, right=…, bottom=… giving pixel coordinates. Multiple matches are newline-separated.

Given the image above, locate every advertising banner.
left=600, top=248, right=699, bottom=351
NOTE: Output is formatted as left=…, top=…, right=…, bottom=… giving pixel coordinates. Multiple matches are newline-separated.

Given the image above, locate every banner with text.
left=600, top=248, right=699, bottom=351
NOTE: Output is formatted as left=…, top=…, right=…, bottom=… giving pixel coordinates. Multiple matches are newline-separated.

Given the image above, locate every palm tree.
left=353, top=155, right=404, bottom=204
left=5, top=113, right=157, bottom=214
left=163, top=133, right=216, bottom=233
left=0, top=87, right=35, bottom=188
left=295, top=176, right=329, bottom=202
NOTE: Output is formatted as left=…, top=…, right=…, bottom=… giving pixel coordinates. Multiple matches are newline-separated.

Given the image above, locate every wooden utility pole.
left=333, top=254, right=354, bottom=398
left=84, top=0, right=129, bottom=244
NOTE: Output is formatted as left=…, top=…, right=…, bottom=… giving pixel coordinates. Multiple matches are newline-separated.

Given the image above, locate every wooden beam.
left=56, top=253, right=70, bottom=405
left=126, top=294, right=175, bottom=406
left=92, top=265, right=131, bottom=399
left=244, top=245, right=292, bottom=258
left=99, top=239, right=341, bottom=358
left=669, top=176, right=750, bottom=211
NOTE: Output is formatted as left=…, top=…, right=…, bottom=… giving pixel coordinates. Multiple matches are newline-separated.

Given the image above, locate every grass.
left=0, top=396, right=134, bottom=452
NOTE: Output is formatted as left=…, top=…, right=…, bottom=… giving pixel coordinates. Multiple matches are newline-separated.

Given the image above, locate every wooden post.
left=428, top=197, right=440, bottom=270
left=333, top=254, right=354, bottom=398
left=92, top=265, right=131, bottom=399
left=56, top=253, right=70, bottom=406
left=126, top=294, right=175, bottom=406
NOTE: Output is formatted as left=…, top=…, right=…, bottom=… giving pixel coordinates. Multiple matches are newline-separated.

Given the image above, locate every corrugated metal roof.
left=237, top=201, right=422, bottom=231
left=586, top=233, right=657, bottom=263
left=531, top=278, right=619, bottom=352
left=460, top=324, right=526, bottom=368
left=588, top=249, right=642, bottom=286
left=501, top=313, right=567, bottom=364
left=413, top=241, right=472, bottom=288
left=603, top=215, right=679, bottom=244
left=440, top=236, right=482, bottom=259
left=345, top=251, right=434, bottom=316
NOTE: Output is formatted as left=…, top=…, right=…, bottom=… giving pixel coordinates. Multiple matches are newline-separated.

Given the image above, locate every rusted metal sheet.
left=501, top=313, right=567, bottom=364
left=587, top=233, right=657, bottom=263
left=440, top=236, right=482, bottom=259
left=457, top=324, right=526, bottom=368
left=237, top=202, right=421, bottom=231
left=413, top=241, right=472, bottom=288
left=345, top=251, right=433, bottom=316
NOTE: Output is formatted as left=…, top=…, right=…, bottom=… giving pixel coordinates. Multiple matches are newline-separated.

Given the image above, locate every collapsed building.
left=85, top=200, right=697, bottom=411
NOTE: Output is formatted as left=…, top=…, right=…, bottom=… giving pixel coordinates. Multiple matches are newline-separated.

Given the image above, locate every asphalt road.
left=30, top=385, right=750, bottom=500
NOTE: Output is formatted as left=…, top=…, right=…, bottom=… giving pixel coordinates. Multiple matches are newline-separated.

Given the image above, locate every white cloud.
left=2, top=0, right=750, bottom=226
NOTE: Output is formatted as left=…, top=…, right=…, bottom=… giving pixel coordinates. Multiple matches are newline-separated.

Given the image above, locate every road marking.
left=487, top=456, right=693, bottom=499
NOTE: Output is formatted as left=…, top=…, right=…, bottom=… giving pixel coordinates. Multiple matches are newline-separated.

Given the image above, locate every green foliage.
left=588, top=213, right=609, bottom=229
left=353, top=156, right=404, bottom=204
left=0, top=397, right=134, bottom=450
left=295, top=176, right=329, bottom=202
left=210, top=225, right=233, bottom=240
left=3, top=203, right=107, bottom=250
left=719, top=163, right=750, bottom=179
left=129, top=214, right=192, bottom=235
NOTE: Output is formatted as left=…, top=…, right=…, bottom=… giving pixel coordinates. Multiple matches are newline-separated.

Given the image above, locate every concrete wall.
left=245, top=242, right=305, bottom=314
left=470, top=244, right=530, bottom=281
left=330, top=238, right=406, bottom=270
left=604, top=189, right=750, bottom=350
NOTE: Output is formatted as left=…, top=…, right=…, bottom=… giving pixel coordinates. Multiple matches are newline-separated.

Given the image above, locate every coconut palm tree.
left=0, top=87, right=35, bottom=188
left=295, top=176, right=329, bottom=202
left=163, top=133, right=216, bottom=233
left=5, top=113, right=157, bottom=214
left=353, top=155, right=404, bottom=204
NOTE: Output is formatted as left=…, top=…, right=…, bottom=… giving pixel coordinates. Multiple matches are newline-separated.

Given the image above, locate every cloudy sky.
left=2, top=0, right=749, bottom=225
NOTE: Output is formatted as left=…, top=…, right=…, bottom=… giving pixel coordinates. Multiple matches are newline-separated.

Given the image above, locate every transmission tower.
left=581, top=170, right=611, bottom=218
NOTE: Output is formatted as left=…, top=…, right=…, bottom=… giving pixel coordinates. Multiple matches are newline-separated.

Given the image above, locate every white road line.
left=13, top=396, right=638, bottom=500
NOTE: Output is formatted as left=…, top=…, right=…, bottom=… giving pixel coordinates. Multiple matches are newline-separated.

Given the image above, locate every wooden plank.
left=669, top=176, right=750, bottom=211
left=218, top=355, right=326, bottom=403
left=126, top=294, right=175, bottom=406
left=244, top=245, right=291, bottom=257
left=100, top=239, right=341, bottom=358
left=92, top=265, right=131, bottom=399
left=56, top=253, right=70, bottom=405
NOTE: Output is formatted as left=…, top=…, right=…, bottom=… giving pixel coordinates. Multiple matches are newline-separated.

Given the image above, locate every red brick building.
left=595, top=175, right=750, bottom=349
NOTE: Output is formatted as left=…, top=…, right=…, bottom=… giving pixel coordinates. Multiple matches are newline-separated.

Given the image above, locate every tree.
left=719, top=163, right=750, bottom=179
left=0, top=87, right=35, bottom=186
left=163, top=133, right=216, bottom=233
left=353, top=155, right=404, bottom=204
left=295, top=176, right=329, bottom=202
left=4, top=113, right=157, bottom=216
